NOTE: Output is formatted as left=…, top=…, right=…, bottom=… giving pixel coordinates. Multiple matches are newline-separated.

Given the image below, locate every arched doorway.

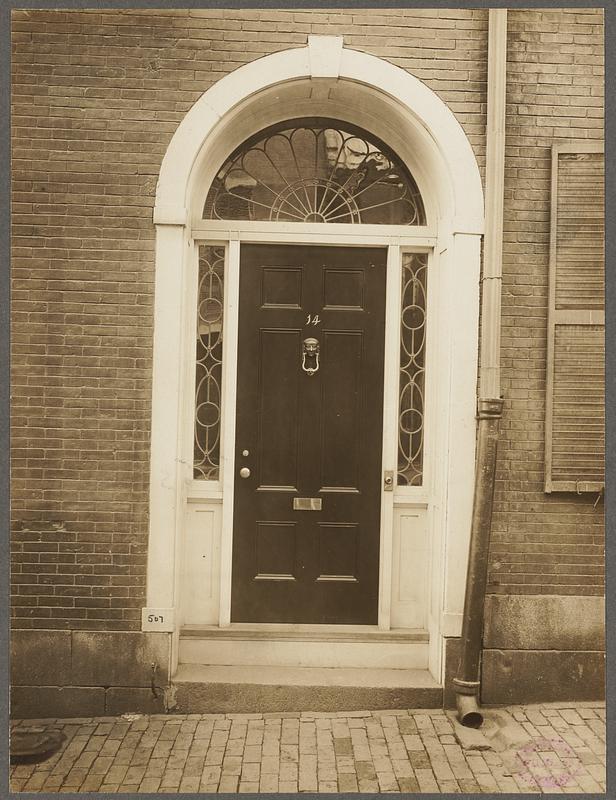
left=145, top=37, right=484, bottom=684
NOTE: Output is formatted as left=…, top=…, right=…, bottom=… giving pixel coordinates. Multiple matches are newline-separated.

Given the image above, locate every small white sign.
left=141, top=607, right=175, bottom=632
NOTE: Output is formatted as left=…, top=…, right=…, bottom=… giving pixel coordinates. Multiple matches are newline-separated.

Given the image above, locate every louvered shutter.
left=545, top=143, right=605, bottom=493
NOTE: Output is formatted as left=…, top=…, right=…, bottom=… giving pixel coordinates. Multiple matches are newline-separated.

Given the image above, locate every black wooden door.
left=231, top=244, right=386, bottom=623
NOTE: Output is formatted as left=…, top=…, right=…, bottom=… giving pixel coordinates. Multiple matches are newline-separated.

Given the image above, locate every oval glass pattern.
left=398, top=252, right=428, bottom=487
left=194, top=245, right=225, bottom=480
left=203, top=119, right=426, bottom=226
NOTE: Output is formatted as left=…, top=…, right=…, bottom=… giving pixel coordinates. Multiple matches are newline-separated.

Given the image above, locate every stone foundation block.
left=481, top=649, right=605, bottom=705
left=11, top=686, right=105, bottom=719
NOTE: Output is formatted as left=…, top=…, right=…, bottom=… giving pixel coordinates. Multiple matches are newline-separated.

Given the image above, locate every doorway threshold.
left=180, top=623, right=429, bottom=643
left=178, top=625, right=429, bottom=670
left=171, top=664, right=442, bottom=713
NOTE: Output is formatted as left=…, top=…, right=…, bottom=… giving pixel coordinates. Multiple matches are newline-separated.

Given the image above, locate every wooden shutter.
left=545, top=143, right=605, bottom=493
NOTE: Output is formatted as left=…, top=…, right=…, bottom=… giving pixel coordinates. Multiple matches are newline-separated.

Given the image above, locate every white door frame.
left=144, top=38, right=484, bottom=686
left=187, top=229, right=436, bottom=631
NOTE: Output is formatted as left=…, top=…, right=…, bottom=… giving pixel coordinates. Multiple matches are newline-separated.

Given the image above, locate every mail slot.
left=293, top=497, right=322, bottom=511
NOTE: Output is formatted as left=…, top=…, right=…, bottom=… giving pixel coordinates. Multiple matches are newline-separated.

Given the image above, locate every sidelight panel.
left=397, top=251, right=428, bottom=487
left=194, top=245, right=225, bottom=480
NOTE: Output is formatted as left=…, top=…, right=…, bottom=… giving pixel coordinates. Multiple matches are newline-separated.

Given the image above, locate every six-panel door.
left=231, top=244, right=386, bottom=623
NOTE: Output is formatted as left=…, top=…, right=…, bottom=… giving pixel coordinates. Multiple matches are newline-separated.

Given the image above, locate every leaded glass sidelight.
left=194, top=245, right=224, bottom=480
left=203, top=119, right=426, bottom=226
left=398, top=252, right=428, bottom=486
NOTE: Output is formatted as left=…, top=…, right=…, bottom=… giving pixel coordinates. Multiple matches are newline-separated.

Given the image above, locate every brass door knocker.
left=302, top=337, right=320, bottom=376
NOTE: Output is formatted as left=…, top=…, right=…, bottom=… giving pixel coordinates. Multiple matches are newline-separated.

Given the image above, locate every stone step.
left=171, top=664, right=443, bottom=713
left=180, top=624, right=429, bottom=642
left=178, top=625, right=429, bottom=670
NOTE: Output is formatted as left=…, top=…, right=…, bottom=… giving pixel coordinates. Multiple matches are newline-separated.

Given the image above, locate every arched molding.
left=147, top=38, right=484, bottom=685
left=154, top=41, right=484, bottom=235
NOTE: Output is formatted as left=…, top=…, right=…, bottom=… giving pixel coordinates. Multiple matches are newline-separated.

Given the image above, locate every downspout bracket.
left=477, top=398, right=504, bottom=419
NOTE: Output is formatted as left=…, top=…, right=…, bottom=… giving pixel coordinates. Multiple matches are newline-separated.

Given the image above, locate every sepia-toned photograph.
left=8, top=4, right=605, bottom=794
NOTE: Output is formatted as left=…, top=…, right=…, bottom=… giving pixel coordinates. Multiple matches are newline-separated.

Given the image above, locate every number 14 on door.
left=306, top=314, right=320, bottom=326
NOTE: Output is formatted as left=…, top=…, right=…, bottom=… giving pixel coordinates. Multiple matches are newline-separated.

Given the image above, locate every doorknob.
left=239, top=467, right=251, bottom=479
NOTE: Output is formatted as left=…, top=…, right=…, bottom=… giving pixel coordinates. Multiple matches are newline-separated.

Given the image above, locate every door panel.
left=231, top=243, right=386, bottom=624
left=320, top=331, right=362, bottom=490
left=258, top=329, right=301, bottom=489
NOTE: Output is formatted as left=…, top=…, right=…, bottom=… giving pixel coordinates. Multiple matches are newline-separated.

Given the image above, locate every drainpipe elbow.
left=453, top=679, right=484, bottom=728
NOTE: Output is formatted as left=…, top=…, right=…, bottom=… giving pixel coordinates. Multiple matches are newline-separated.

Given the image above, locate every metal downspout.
left=454, top=8, right=507, bottom=727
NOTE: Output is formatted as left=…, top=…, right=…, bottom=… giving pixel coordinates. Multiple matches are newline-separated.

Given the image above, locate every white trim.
left=192, top=221, right=436, bottom=246
left=146, top=224, right=188, bottom=612
left=308, top=35, right=343, bottom=78
left=378, top=244, right=401, bottom=630
left=155, top=44, right=483, bottom=232
left=148, top=40, right=484, bottom=684
left=441, top=612, right=464, bottom=638
left=218, top=240, right=240, bottom=627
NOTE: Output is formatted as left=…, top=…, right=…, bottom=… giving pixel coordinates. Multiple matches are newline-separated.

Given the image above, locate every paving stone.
left=298, top=763, right=318, bottom=792
left=458, top=776, right=481, bottom=792
left=123, top=765, right=147, bottom=784
left=376, top=771, right=399, bottom=791
left=338, top=772, right=359, bottom=791
left=437, top=778, right=460, bottom=792
left=179, top=775, right=201, bottom=792
left=41, top=775, right=65, bottom=791
left=138, top=776, right=161, bottom=792
left=280, top=743, right=299, bottom=762
left=159, top=768, right=183, bottom=788
left=355, top=760, right=377, bottom=780
left=225, top=738, right=245, bottom=756
left=279, top=761, right=298, bottom=781
left=244, top=744, right=261, bottom=763
left=260, top=755, right=279, bottom=774
left=218, top=775, right=239, bottom=792
left=241, top=761, right=260, bottom=782
left=409, top=750, right=432, bottom=769
left=23, top=773, right=50, bottom=791
left=201, top=765, right=222, bottom=784
left=415, top=766, right=439, bottom=792
left=259, top=773, right=278, bottom=792
left=9, top=702, right=605, bottom=795
left=403, top=733, right=425, bottom=751
left=238, top=780, right=259, bottom=792
left=90, top=756, right=114, bottom=774
left=318, top=764, right=338, bottom=781
left=391, top=757, right=413, bottom=778
left=559, top=709, right=585, bottom=726
left=387, top=741, right=408, bottom=760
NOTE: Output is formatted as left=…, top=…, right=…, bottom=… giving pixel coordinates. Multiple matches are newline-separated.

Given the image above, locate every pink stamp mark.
left=513, top=737, right=583, bottom=789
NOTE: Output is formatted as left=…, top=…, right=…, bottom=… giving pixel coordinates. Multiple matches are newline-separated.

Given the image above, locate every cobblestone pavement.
left=10, top=702, right=605, bottom=794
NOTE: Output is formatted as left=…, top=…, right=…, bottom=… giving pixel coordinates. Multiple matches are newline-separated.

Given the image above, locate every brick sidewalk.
left=10, top=703, right=605, bottom=794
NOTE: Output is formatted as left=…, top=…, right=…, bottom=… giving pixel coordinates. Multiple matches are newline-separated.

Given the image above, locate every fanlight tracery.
left=204, top=120, right=426, bottom=226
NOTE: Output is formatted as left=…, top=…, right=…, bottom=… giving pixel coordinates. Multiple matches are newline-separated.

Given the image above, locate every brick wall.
left=488, top=8, right=604, bottom=597
left=10, top=8, right=488, bottom=630
left=11, top=8, right=604, bottom=632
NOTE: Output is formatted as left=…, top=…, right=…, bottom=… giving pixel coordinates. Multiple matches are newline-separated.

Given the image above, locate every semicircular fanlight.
left=203, top=119, right=426, bottom=226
